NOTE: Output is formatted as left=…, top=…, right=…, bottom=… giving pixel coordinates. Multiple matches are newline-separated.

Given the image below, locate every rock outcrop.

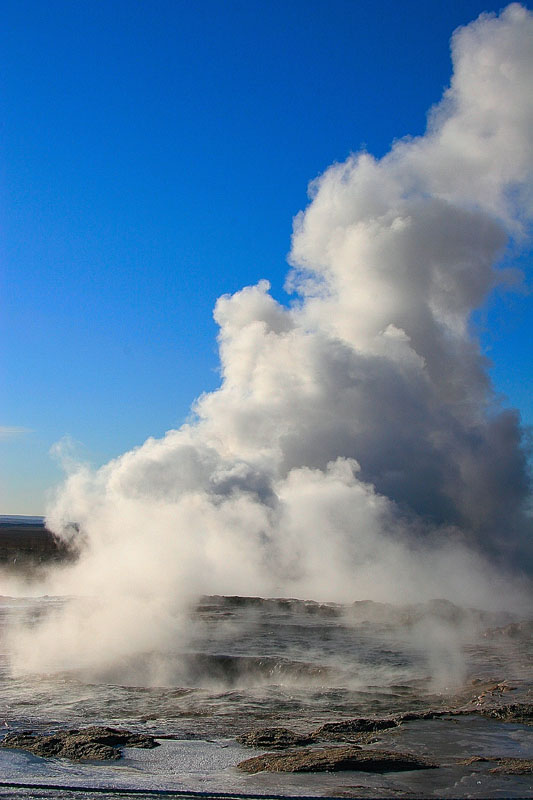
left=478, top=703, right=533, bottom=724
left=237, top=727, right=313, bottom=749
left=312, top=717, right=400, bottom=740
left=238, top=746, right=438, bottom=774
left=460, top=756, right=533, bottom=775
left=0, top=726, right=158, bottom=761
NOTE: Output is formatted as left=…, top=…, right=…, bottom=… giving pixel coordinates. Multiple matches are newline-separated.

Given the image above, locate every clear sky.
left=1, top=0, right=532, bottom=515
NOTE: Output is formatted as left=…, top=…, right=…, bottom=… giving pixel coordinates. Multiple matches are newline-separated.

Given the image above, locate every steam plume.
left=8, top=4, right=533, bottom=673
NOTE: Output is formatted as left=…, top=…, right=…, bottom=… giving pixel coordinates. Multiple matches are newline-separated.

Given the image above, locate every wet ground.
left=0, top=594, right=531, bottom=797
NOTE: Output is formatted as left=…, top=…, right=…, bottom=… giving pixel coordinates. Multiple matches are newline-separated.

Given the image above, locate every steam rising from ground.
left=6, top=5, right=533, bottom=676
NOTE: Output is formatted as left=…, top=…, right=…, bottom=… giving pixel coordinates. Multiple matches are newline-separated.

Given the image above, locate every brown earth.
left=238, top=746, right=438, bottom=774
left=459, top=755, right=533, bottom=775
left=0, top=726, right=158, bottom=761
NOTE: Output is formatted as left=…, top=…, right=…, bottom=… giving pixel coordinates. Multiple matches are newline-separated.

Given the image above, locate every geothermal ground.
left=0, top=533, right=531, bottom=798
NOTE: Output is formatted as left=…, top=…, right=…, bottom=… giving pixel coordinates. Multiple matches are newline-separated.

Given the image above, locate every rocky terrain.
left=238, top=746, right=438, bottom=774
left=234, top=697, right=532, bottom=774
left=0, top=727, right=159, bottom=761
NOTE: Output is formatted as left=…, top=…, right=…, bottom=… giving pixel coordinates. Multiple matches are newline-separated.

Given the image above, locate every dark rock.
left=458, top=756, right=487, bottom=766
left=489, top=758, right=533, bottom=775
left=458, top=755, right=533, bottom=775
left=238, top=746, right=438, bottom=774
left=396, top=710, right=445, bottom=722
left=479, top=703, right=533, bottom=724
left=312, top=718, right=400, bottom=740
left=237, top=727, right=313, bottom=749
left=0, top=726, right=159, bottom=762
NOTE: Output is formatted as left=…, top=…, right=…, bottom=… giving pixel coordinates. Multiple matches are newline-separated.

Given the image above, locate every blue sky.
left=1, top=0, right=531, bottom=514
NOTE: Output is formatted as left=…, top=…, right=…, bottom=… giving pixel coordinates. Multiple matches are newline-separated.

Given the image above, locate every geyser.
left=7, top=3, right=533, bottom=674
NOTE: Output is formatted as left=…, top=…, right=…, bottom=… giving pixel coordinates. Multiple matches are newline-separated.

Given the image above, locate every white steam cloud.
left=8, top=4, right=533, bottom=674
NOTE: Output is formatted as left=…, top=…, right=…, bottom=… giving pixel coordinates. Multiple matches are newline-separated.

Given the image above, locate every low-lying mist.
left=4, top=4, right=533, bottom=684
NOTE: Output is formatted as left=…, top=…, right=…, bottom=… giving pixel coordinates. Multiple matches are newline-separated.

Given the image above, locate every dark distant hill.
left=0, top=516, right=74, bottom=571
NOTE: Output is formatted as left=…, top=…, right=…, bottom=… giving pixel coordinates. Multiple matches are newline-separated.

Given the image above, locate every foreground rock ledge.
left=237, top=746, right=438, bottom=774
left=0, top=726, right=159, bottom=762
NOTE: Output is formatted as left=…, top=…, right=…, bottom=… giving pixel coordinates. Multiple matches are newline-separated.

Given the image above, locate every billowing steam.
left=7, top=4, right=533, bottom=674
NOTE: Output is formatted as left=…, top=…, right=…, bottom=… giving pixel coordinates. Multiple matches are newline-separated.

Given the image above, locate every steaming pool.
left=0, top=594, right=532, bottom=798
